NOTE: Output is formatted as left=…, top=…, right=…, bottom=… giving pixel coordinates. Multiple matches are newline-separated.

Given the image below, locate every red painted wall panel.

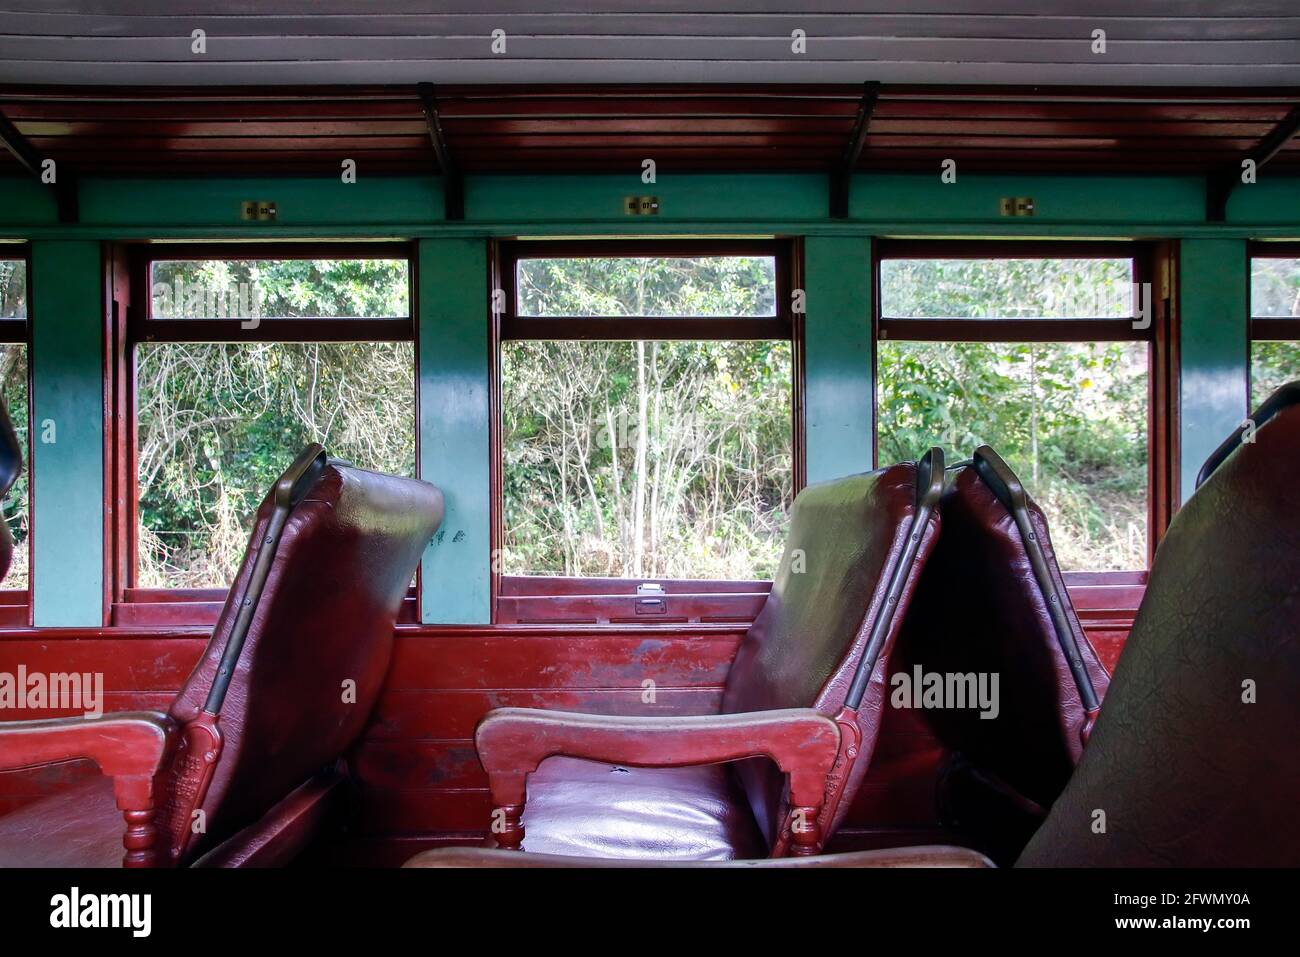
left=0, top=582, right=1138, bottom=849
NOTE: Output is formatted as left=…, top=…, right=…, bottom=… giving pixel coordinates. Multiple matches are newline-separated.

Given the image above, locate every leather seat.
left=0, top=445, right=443, bottom=867
left=894, top=446, right=1110, bottom=861
left=476, top=452, right=945, bottom=860
left=1017, top=383, right=1300, bottom=866
left=408, top=844, right=994, bottom=868
left=409, top=381, right=1300, bottom=869
left=520, top=757, right=765, bottom=860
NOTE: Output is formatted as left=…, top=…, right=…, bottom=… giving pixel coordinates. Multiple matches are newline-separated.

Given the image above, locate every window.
left=500, top=242, right=794, bottom=581
left=0, top=255, right=28, bottom=590
left=1249, top=246, right=1300, bottom=408
left=876, top=242, right=1152, bottom=572
left=129, top=246, right=415, bottom=590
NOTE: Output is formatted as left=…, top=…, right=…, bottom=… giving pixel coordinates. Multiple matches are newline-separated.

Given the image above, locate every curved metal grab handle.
left=202, top=443, right=329, bottom=715
left=845, top=447, right=945, bottom=710
left=1195, top=380, right=1300, bottom=490
left=970, top=445, right=1099, bottom=714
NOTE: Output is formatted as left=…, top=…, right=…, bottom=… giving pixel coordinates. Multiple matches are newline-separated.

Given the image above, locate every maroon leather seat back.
left=722, top=459, right=942, bottom=847
left=1019, top=392, right=1300, bottom=867
left=167, top=455, right=443, bottom=862
left=897, top=451, right=1109, bottom=815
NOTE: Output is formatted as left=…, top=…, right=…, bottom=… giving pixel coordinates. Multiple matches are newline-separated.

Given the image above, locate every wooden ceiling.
left=1, top=1, right=1298, bottom=87
left=2, top=84, right=1299, bottom=181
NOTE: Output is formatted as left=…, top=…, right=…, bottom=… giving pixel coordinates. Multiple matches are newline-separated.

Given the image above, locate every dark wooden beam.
left=417, top=82, right=464, bottom=221
left=1207, top=103, right=1300, bottom=221
left=830, top=81, right=880, bottom=220
left=0, top=107, right=41, bottom=177
left=0, top=106, right=78, bottom=223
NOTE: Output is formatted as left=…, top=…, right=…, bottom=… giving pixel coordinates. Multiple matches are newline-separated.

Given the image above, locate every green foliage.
left=9, top=252, right=1165, bottom=589
left=877, top=256, right=1147, bottom=570
left=135, top=258, right=413, bottom=588
left=136, top=340, right=414, bottom=587
left=1249, top=258, right=1300, bottom=318
left=881, top=257, right=1132, bottom=319
left=0, top=344, right=29, bottom=587
left=0, top=261, right=26, bottom=319
left=150, top=258, right=408, bottom=319
left=1251, top=340, right=1300, bottom=407
left=518, top=256, right=775, bottom=318
left=504, top=338, right=791, bottom=579
left=505, top=254, right=792, bottom=579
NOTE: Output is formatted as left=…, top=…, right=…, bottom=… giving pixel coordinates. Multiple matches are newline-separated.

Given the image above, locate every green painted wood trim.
left=77, top=175, right=444, bottom=227
left=467, top=172, right=825, bottom=223
left=417, top=238, right=491, bottom=624
left=4, top=173, right=1300, bottom=240
left=29, top=240, right=105, bottom=626
left=803, top=236, right=874, bottom=484
left=849, top=173, right=1205, bottom=224
left=1178, top=239, right=1250, bottom=503
left=12, top=220, right=1300, bottom=242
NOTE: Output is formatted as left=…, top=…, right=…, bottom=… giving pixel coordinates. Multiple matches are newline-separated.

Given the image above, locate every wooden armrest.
left=0, top=711, right=178, bottom=867
left=475, top=707, right=840, bottom=856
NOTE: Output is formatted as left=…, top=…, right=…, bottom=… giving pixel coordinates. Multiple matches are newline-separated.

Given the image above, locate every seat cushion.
left=519, top=756, right=766, bottom=860
left=406, top=845, right=994, bottom=868
left=0, top=777, right=124, bottom=868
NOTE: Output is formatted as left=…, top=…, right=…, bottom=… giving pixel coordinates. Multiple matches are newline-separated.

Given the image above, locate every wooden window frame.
left=877, top=239, right=1151, bottom=343
left=873, top=238, right=1172, bottom=576
left=1247, top=241, right=1300, bottom=342
left=493, top=238, right=801, bottom=621
left=130, top=241, right=415, bottom=343
left=0, top=247, right=31, bottom=624
left=499, top=239, right=793, bottom=341
left=113, top=242, right=419, bottom=624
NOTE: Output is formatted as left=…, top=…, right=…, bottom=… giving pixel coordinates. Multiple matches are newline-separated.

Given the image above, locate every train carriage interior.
left=0, top=2, right=1297, bottom=932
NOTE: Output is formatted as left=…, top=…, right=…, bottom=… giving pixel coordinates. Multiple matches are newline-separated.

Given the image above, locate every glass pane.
left=880, top=258, right=1133, bottom=319
left=0, top=259, right=26, bottom=319
left=0, top=343, right=29, bottom=588
left=149, top=258, right=409, bottom=320
left=502, top=339, right=792, bottom=578
left=1251, top=340, right=1300, bottom=408
left=516, top=256, right=776, bottom=317
left=1250, top=257, right=1300, bottom=318
left=878, top=340, right=1149, bottom=571
left=136, top=341, right=415, bottom=588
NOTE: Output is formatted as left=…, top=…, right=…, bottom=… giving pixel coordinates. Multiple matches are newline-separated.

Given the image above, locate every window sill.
left=112, top=586, right=420, bottom=627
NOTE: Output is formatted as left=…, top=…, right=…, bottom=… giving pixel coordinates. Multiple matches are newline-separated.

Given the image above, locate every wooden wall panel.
left=365, top=687, right=725, bottom=741
left=0, top=581, right=1139, bottom=849
left=386, top=630, right=740, bottom=690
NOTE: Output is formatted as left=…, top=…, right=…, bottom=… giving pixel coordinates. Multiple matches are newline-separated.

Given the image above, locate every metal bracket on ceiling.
left=830, top=81, right=880, bottom=220
left=0, top=106, right=77, bottom=223
left=1207, top=102, right=1300, bottom=222
left=417, top=82, right=465, bottom=221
